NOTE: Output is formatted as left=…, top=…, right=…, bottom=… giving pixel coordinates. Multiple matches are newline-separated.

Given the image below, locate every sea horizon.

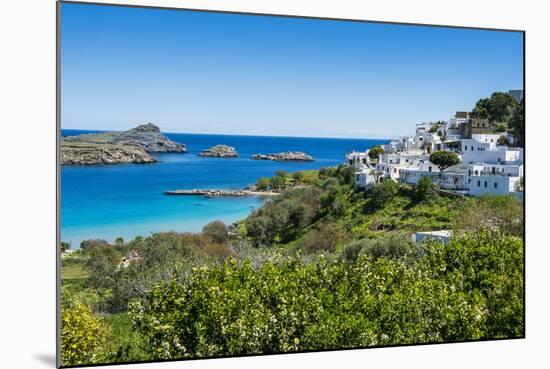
left=60, top=128, right=393, bottom=142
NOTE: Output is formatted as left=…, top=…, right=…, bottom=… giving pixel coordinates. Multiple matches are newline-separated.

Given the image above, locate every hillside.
left=60, top=165, right=524, bottom=365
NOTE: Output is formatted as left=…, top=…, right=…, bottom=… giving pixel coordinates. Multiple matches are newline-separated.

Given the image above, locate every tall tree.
left=510, top=99, right=525, bottom=147
left=471, top=92, right=517, bottom=123
left=429, top=151, right=460, bottom=172
left=368, top=146, right=385, bottom=162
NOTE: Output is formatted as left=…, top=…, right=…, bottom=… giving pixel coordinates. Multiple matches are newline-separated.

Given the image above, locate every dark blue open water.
left=61, top=130, right=386, bottom=246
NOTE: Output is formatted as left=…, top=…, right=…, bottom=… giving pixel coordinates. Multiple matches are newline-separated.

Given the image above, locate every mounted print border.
left=56, top=1, right=525, bottom=367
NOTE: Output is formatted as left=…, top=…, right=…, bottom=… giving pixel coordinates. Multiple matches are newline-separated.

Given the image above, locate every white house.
left=399, top=167, right=469, bottom=190
left=471, top=133, right=505, bottom=146
left=468, top=175, right=521, bottom=196
left=382, top=136, right=416, bottom=153
left=354, top=167, right=378, bottom=189
left=461, top=139, right=523, bottom=165
left=412, top=230, right=453, bottom=245
left=376, top=151, right=431, bottom=181
left=346, top=151, right=370, bottom=168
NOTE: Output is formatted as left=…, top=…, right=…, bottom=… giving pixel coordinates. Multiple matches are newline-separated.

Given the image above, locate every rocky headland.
left=251, top=151, right=314, bottom=161
left=61, top=123, right=185, bottom=165
left=199, top=145, right=239, bottom=158
left=61, top=142, right=157, bottom=165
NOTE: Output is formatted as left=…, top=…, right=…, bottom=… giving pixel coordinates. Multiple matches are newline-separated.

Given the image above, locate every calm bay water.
left=61, top=130, right=386, bottom=246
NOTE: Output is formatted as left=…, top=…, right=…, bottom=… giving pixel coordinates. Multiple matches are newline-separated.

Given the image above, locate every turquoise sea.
left=61, top=130, right=386, bottom=246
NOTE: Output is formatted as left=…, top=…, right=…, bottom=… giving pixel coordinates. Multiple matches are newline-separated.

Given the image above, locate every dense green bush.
left=413, top=176, right=437, bottom=203
left=130, top=231, right=523, bottom=360
left=202, top=220, right=229, bottom=244
left=342, top=233, right=420, bottom=263
left=453, top=195, right=523, bottom=237
left=369, top=179, right=399, bottom=209
left=61, top=292, right=108, bottom=366
left=245, top=187, right=323, bottom=246
left=300, top=222, right=347, bottom=254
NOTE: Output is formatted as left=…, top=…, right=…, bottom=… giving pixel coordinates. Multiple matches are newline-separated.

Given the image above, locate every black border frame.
left=56, top=1, right=526, bottom=368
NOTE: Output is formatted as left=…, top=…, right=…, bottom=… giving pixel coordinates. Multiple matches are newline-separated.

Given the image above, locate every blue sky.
left=61, top=2, right=523, bottom=138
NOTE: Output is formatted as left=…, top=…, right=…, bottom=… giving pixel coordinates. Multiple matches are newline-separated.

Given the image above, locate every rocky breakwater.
left=199, top=145, right=239, bottom=158
left=164, top=189, right=253, bottom=197
left=61, top=123, right=185, bottom=165
left=251, top=151, right=314, bottom=161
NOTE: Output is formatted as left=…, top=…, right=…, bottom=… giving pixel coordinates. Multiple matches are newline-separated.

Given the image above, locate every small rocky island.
left=252, top=151, right=314, bottom=161
left=61, top=123, right=185, bottom=165
left=199, top=145, right=239, bottom=158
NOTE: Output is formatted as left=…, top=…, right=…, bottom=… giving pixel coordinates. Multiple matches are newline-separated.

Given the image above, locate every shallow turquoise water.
left=61, top=131, right=386, bottom=246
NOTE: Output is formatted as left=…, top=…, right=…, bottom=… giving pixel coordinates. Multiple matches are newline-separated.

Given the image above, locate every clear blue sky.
left=60, top=2, right=523, bottom=138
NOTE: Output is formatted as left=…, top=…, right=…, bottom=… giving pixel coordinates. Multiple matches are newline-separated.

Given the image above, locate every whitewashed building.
left=461, top=139, right=523, bottom=165
left=382, top=136, right=416, bottom=153
left=346, top=151, right=370, bottom=168
left=354, top=167, right=378, bottom=189
left=413, top=230, right=453, bottom=245
left=347, top=151, right=379, bottom=189
left=399, top=167, right=469, bottom=190
left=347, top=108, right=524, bottom=198
left=468, top=175, right=522, bottom=196
left=376, top=151, right=431, bottom=181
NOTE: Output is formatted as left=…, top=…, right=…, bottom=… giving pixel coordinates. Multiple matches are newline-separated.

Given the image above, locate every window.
left=477, top=180, right=481, bottom=187
left=494, top=182, right=498, bottom=188
left=464, top=146, right=467, bottom=151
left=429, top=166, right=432, bottom=172
left=484, top=181, right=488, bottom=188
left=468, top=179, right=471, bottom=184
left=471, top=146, right=474, bottom=151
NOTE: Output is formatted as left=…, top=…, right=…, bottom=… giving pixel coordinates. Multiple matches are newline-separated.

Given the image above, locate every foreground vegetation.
left=60, top=167, right=524, bottom=366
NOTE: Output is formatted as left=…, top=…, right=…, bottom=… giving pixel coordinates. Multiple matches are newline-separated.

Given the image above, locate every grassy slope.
left=281, top=184, right=461, bottom=252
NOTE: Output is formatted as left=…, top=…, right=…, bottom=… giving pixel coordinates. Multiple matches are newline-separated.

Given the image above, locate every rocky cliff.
left=61, top=142, right=157, bottom=165
left=111, top=123, right=186, bottom=152
left=61, top=123, right=184, bottom=165
left=63, top=123, right=186, bottom=153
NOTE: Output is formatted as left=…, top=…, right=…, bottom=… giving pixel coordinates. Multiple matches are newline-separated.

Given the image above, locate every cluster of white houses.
left=347, top=106, right=524, bottom=199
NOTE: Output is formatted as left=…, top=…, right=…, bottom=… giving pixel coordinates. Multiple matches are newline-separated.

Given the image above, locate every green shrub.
left=413, top=176, right=437, bottom=203
left=202, top=220, right=229, bottom=244
left=300, top=222, right=346, bottom=254
left=61, top=293, right=108, bottom=366
left=130, top=231, right=523, bottom=360
left=256, top=177, right=271, bottom=190
left=342, top=234, right=420, bottom=263
left=369, top=179, right=398, bottom=209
